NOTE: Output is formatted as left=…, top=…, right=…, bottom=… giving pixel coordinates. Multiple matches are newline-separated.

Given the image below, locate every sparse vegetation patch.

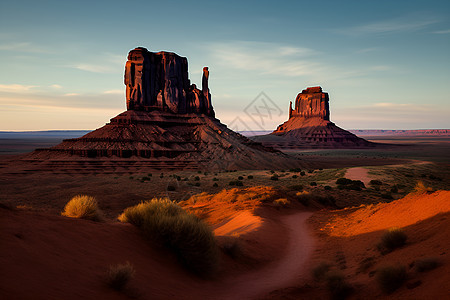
left=61, top=195, right=101, bottom=221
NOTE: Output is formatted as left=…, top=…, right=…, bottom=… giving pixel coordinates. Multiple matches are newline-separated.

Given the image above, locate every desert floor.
left=0, top=136, right=449, bottom=299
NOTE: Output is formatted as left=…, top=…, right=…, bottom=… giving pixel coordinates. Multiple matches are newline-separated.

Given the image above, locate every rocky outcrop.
left=253, top=86, right=375, bottom=149
left=288, top=86, right=329, bottom=120
left=22, top=47, right=311, bottom=171
left=124, top=47, right=214, bottom=116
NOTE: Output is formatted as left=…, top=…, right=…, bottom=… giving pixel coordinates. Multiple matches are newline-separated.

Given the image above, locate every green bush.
left=270, top=175, right=279, bottom=181
left=118, top=199, right=218, bottom=276
left=379, top=227, right=407, bottom=252
left=194, top=176, right=200, bottom=181
left=61, top=195, right=101, bottom=221
left=247, top=175, right=254, bottom=179
left=376, top=265, right=407, bottom=294
left=300, top=171, right=306, bottom=176
left=415, top=257, right=442, bottom=272
left=212, top=183, right=219, bottom=187
left=212, top=177, right=219, bottom=181
left=324, top=185, right=332, bottom=191
left=106, top=261, right=135, bottom=291
left=310, top=181, right=317, bottom=186
left=229, top=180, right=244, bottom=186
left=167, top=185, right=176, bottom=191
left=292, top=175, right=298, bottom=178
left=237, top=176, right=244, bottom=180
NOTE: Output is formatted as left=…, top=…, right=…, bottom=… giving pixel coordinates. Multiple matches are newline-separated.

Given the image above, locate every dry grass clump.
left=415, top=256, right=442, bottom=272
left=61, top=195, right=101, bottom=221
left=378, top=227, right=407, bottom=253
left=375, top=264, right=407, bottom=294
left=106, top=261, right=135, bottom=291
left=273, top=198, right=290, bottom=207
left=118, top=198, right=219, bottom=276
left=413, top=181, right=433, bottom=194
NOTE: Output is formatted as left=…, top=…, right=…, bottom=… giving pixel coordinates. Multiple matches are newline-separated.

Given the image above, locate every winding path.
left=218, top=212, right=314, bottom=300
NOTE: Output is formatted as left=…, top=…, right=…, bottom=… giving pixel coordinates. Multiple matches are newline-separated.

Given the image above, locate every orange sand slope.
left=328, top=190, right=450, bottom=237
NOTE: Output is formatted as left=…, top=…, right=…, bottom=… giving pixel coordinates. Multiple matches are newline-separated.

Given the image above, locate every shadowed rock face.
left=125, top=47, right=214, bottom=117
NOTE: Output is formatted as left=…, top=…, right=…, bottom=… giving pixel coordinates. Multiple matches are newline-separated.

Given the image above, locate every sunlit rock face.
left=288, top=86, right=330, bottom=120
left=124, top=47, right=214, bottom=117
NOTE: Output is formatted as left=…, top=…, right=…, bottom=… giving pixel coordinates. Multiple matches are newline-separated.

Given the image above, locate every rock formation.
left=252, top=86, right=375, bottom=149
left=21, top=47, right=310, bottom=172
left=124, top=47, right=214, bottom=116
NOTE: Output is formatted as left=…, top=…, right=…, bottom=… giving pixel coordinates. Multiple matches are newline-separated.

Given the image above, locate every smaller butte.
left=252, top=86, right=375, bottom=149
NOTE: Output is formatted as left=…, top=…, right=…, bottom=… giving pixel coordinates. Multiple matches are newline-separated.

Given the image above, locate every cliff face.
left=289, top=86, right=329, bottom=120
left=124, top=47, right=214, bottom=116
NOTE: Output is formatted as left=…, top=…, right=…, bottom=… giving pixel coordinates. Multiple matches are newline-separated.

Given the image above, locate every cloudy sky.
left=1, top=0, right=449, bottom=131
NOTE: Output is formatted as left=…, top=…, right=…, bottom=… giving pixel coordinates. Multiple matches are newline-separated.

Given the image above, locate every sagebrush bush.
left=273, top=198, right=290, bottom=207
left=379, top=227, right=407, bottom=252
left=325, top=270, right=352, bottom=300
left=312, top=261, right=332, bottom=281
left=413, top=181, right=433, bottom=194
left=376, top=265, right=407, bottom=294
left=118, top=198, right=219, bottom=276
left=415, top=257, right=442, bottom=272
left=61, top=195, right=101, bottom=221
left=106, top=261, right=135, bottom=291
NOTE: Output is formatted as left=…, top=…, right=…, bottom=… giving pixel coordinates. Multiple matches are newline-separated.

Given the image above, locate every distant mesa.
left=252, top=86, right=375, bottom=149
left=22, top=47, right=308, bottom=171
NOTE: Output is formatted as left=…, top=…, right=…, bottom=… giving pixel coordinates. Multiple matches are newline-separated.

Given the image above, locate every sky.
left=0, top=0, right=449, bottom=131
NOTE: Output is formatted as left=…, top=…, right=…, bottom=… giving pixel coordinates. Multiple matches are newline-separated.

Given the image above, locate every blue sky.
left=0, top=0, right=449, bottom=130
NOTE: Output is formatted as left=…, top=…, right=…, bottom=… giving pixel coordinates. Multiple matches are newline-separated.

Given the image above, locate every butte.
left=252, top=86, right=375, bottom=149
left=16, top=47, right=310, bottom=173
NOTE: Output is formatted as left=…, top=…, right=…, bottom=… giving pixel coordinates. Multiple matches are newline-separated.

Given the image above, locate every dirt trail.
left=217, top=212, right=314, bottom=300
left=345, top=167, right=371, bottom=185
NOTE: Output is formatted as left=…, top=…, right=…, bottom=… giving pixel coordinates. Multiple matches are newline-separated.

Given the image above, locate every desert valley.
left=1, top=43, right=449, bottom=300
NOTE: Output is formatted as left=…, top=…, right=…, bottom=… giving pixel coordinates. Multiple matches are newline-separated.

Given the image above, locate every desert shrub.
left=212, top=183, right=218, bottom=187
left=381, top=192, right=393, bottom=200
left=237, top=176, right=244, bottom=180
left=324, top=185, right=332, bottom=191
left=197, top=170, right=202, bottom=174
left=292, top=174, right=298, bottom=179
left=312, top=261, right=332, bottom=281
left=300, top=171, right=306, bottom=176
left=61, top=195, right=101, bottom=221
left=415, top=257, right=442, bottom=272
left=212, top=177, right=219, bottom=181
left=106, top=261, right=135, bottom=291
left=390, top=185, right=399, bottom=193
left=290, top=168, right=301, bottom=172
left=289, top=184, right=304, bottom=191
left=369, top=179, right=382, bottom=186
left=273, top=198, right=290, bottom=207
left=129, top=176, right=134, bottom=179
left=194, top=176, right=200, bottom=181
left=270, top=175, right=279, bottom=181
left=118, top=198, right=218, bottom=276
left=141, top=176, right=151, bottom=181
left=176, top=176, right=181, bottom=181
left=310, top=181, right=317, bottom=186
left=413, top=181, right=433, bottom=194
left=247, top=175, right=254, bottom=179
left=270, top=170, right=275, bottom=174
left=336, top=178, right=352, bottom=185
left=147, top=173, right=153, bottom=177
left=167, top=185, right=176, bottom=191
left=325, top=270, right=353, bottom=300
left=308, top=169, right=314, bottom=173
left=357, top=256, right=375, bottom=273
left=375, top=265, right=407, bottom=294
left=336, top=178, right=365, bottom=191
left=160, top=173, right=164, bottom=178
left=194, top=182, right=201, bottom=187
left=379, top=227, right=407, bottom=252
left=229, top=180, right=243, bottom=186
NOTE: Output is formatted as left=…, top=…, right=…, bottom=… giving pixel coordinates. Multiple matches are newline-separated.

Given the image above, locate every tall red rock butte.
left=253, top=87, right=374, bottom=149
left=22, top=47, right=311, bottom=172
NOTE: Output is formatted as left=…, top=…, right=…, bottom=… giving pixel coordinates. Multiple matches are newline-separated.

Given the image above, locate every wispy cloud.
left=0, top=84, right=39, bottom=93
left=103, top=89, right=123, bottom=95
left=339, top=16, right=438, bottom=35
left=71, top=52, right=124, bottom=73
left=209, top=41, right=321, bottom=77
left=49, top=84, right=62, bottom=89
left=433, top=29, right=450, bottom=34
left=64, top=93, right=79, bottom=96
left=0, top=42, right=51, bottom=53
left=72, top=64, right=115, bottom=73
